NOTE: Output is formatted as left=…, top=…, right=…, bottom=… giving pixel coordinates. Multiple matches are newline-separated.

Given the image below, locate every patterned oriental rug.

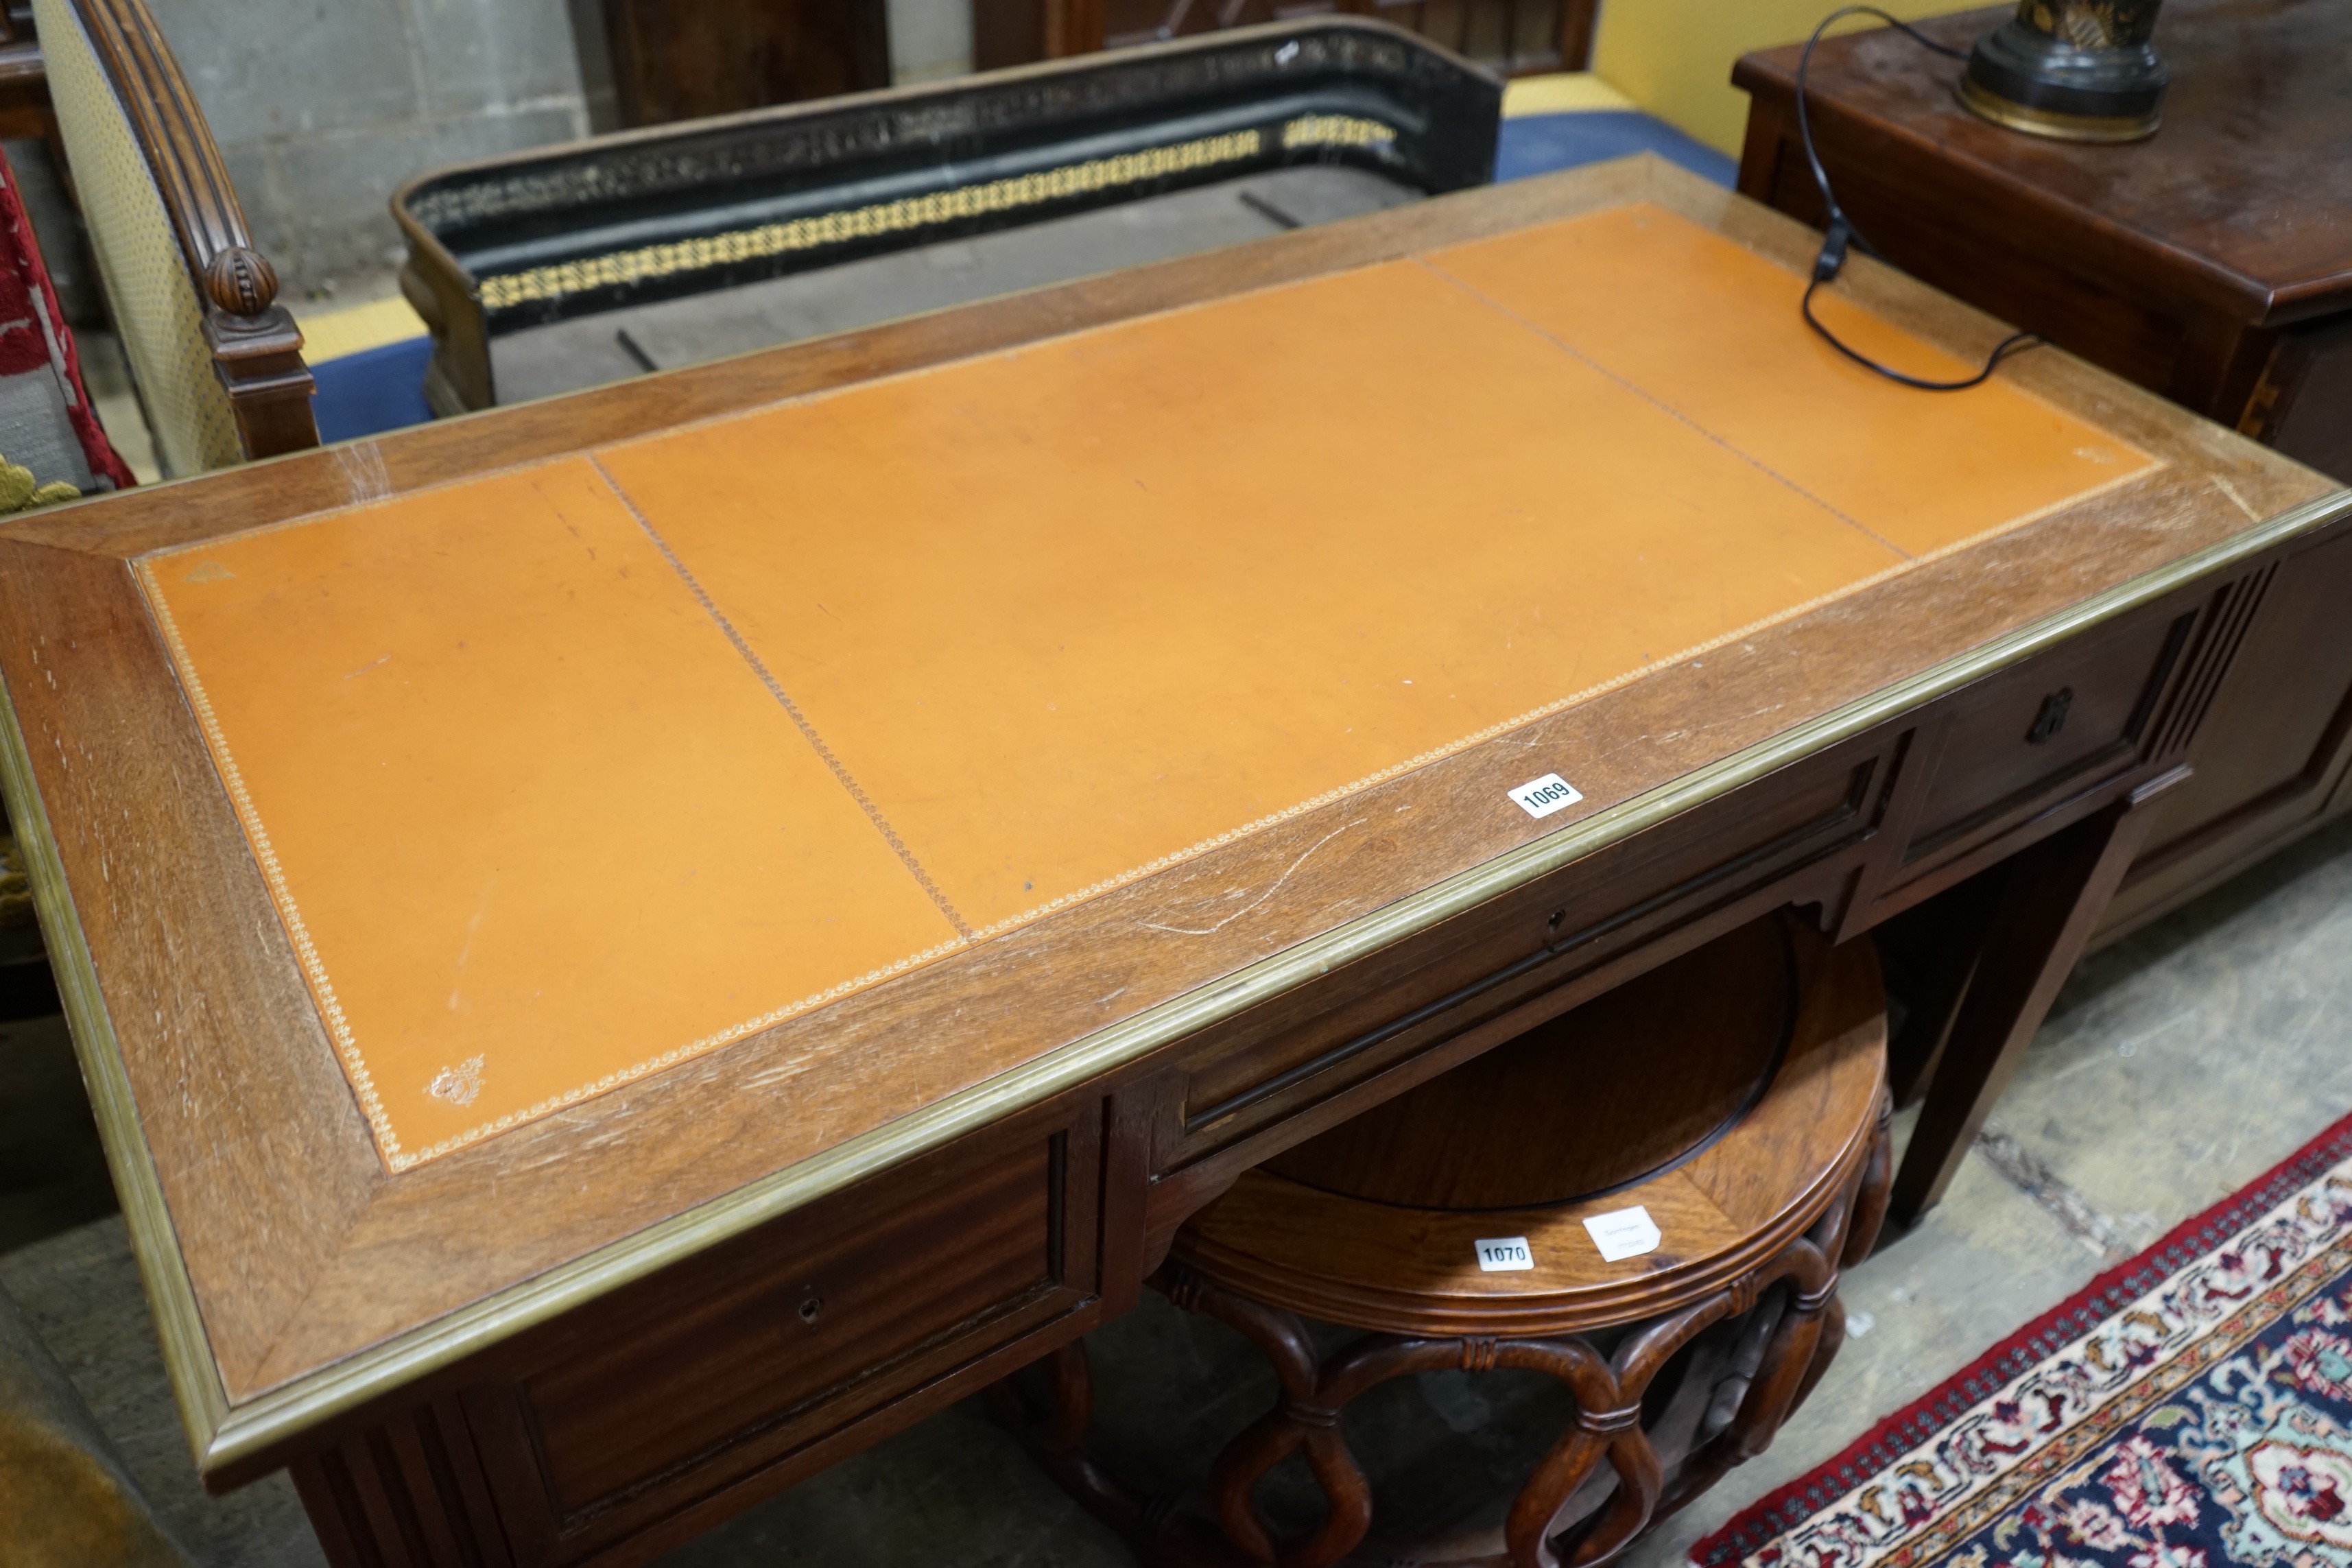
left=1691, top=1111, right=2352, bottom=1568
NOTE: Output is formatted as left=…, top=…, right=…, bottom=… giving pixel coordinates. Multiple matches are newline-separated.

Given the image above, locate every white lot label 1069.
left=1474, top=1236, right=1534, bottom=1272
left=1508, top=774, right=1584, bottom=819
left=1582, top=1205, right=1662, bottom=1263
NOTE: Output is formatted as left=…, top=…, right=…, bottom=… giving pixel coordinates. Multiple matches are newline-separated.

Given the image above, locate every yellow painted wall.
left=1590, top=0, right=1993, bottom=156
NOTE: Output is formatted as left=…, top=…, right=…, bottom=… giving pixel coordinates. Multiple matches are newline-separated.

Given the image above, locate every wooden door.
left=975, top=0, right=1594, bottom=74
left=602, top=0, right=892, bottom=127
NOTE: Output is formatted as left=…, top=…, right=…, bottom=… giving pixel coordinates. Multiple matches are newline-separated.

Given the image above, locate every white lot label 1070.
left=1474, top=1236, right=1535, bottom=1272
left=1508, top=774, right=1584, bottom=819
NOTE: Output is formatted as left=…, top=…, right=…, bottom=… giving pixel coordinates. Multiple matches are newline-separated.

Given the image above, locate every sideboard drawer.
left=1897, top=606, right=2193, bottom=875
left=470, top=1109, right=1102, bottom=1564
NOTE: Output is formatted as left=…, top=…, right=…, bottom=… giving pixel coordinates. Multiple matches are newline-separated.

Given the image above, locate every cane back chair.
left=32, top=0, right=315, bottom=476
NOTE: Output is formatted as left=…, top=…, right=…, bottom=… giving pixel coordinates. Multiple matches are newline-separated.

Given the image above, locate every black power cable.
left=1796, top=5, right=2043, bottom=391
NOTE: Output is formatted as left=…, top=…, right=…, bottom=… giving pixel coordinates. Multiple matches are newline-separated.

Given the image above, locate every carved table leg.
left=1005, top=1122, right=1887, bottom=1568
left=1170, top=1270, right=1375, bottom=1568
left=1842, top=1093, right=1897, bottom=1268
left=1184, top=1276, right=1761, bottom=1568
left=1646, top=1252, right=1829, bottom=1526
left=1891, top=771, right=2186, bottom=1222
left=987, top=1340, right=1177, bottom=1543
left=1719, top=1260, right=1836, bottom=1465
left=1511, top=1315, right=1694, bottom=1568
left=1657, top=1108, right=1890, bottom=1521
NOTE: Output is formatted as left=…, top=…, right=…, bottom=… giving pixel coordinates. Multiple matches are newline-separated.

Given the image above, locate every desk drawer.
left=1897, top=606, right=2193, bottom=875
left=470, top=1111, right=1100, bottom=1564
left=1158, top=728, right=1901, bottom=1173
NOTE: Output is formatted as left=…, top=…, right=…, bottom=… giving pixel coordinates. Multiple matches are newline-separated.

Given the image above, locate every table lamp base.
left=1956, top=1, right=2167, bottom=144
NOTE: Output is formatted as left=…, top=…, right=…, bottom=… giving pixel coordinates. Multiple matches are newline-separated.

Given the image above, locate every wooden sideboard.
left=585, top=0, right=890, bottom=126
left=1732, top=0, right=2352, bottom=942
left=2, top=157, right=2342, bottom=1565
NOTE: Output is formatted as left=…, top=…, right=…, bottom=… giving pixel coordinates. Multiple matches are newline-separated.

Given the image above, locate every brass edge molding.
left=190, top=485, right=2352, bottom=1477
left=0, top=650, right=232, bottom=1458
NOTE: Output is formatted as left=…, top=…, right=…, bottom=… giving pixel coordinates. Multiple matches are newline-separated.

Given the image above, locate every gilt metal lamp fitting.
left=1958, top=0, right=2167, bottom=143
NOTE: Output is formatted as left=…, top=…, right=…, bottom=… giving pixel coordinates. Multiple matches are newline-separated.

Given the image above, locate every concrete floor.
left=5, top=811, right=2350, bottom=1566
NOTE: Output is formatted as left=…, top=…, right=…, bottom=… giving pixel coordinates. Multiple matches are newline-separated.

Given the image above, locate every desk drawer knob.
left=2026, top=688, right=2074, bottom=746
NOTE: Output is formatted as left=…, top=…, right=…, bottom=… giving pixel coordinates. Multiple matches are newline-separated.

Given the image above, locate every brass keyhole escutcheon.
left=2026, top=687, right=2074, bottom=745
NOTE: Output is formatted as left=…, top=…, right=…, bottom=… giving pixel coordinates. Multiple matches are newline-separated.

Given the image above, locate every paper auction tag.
left=1473, top=1236, right=1534, bottom=1272
left=1582, top=1206, right=1662, bottom=1263
left=1509, top=773, right=1584, bottom=819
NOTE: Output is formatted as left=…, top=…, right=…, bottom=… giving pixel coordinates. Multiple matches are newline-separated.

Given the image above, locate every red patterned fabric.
left=0, top=143, right=134, bottom=492
left=1691, top=1108, right=2352, bottom=1568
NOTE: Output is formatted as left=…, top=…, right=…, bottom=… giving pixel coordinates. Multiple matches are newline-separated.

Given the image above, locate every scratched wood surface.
left=0, top=156, right=2331, bottom=1431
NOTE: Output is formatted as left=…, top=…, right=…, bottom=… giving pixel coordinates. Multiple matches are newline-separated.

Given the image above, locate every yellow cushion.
left=293, top=294, right=427, bottom=366
left=1501, top=72, right=1638, bottom=117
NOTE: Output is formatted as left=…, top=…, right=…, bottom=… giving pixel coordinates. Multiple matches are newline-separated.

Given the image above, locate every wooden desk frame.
left=0, top=156, right=2342, bottom=1563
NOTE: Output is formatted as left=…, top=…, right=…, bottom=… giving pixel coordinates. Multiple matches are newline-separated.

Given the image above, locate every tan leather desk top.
left=141, top=201, right=2150, bottom=1169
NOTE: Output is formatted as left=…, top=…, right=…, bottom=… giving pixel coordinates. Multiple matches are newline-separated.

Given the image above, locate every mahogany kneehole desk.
left=1, top=156, right=2343, bottom=1565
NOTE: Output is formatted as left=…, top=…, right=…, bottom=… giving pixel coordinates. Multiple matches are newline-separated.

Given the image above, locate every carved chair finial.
left=204, top=246, right=278, bottom=318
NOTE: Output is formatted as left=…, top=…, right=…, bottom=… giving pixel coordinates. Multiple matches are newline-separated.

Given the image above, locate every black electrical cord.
left=1796, top=5, right=2043, bottom=390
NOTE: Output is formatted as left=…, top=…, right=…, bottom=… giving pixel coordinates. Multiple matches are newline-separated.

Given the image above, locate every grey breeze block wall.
left=145, top=0, right=978, bottom=300
left=154, top=0, right=594, bottom=294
